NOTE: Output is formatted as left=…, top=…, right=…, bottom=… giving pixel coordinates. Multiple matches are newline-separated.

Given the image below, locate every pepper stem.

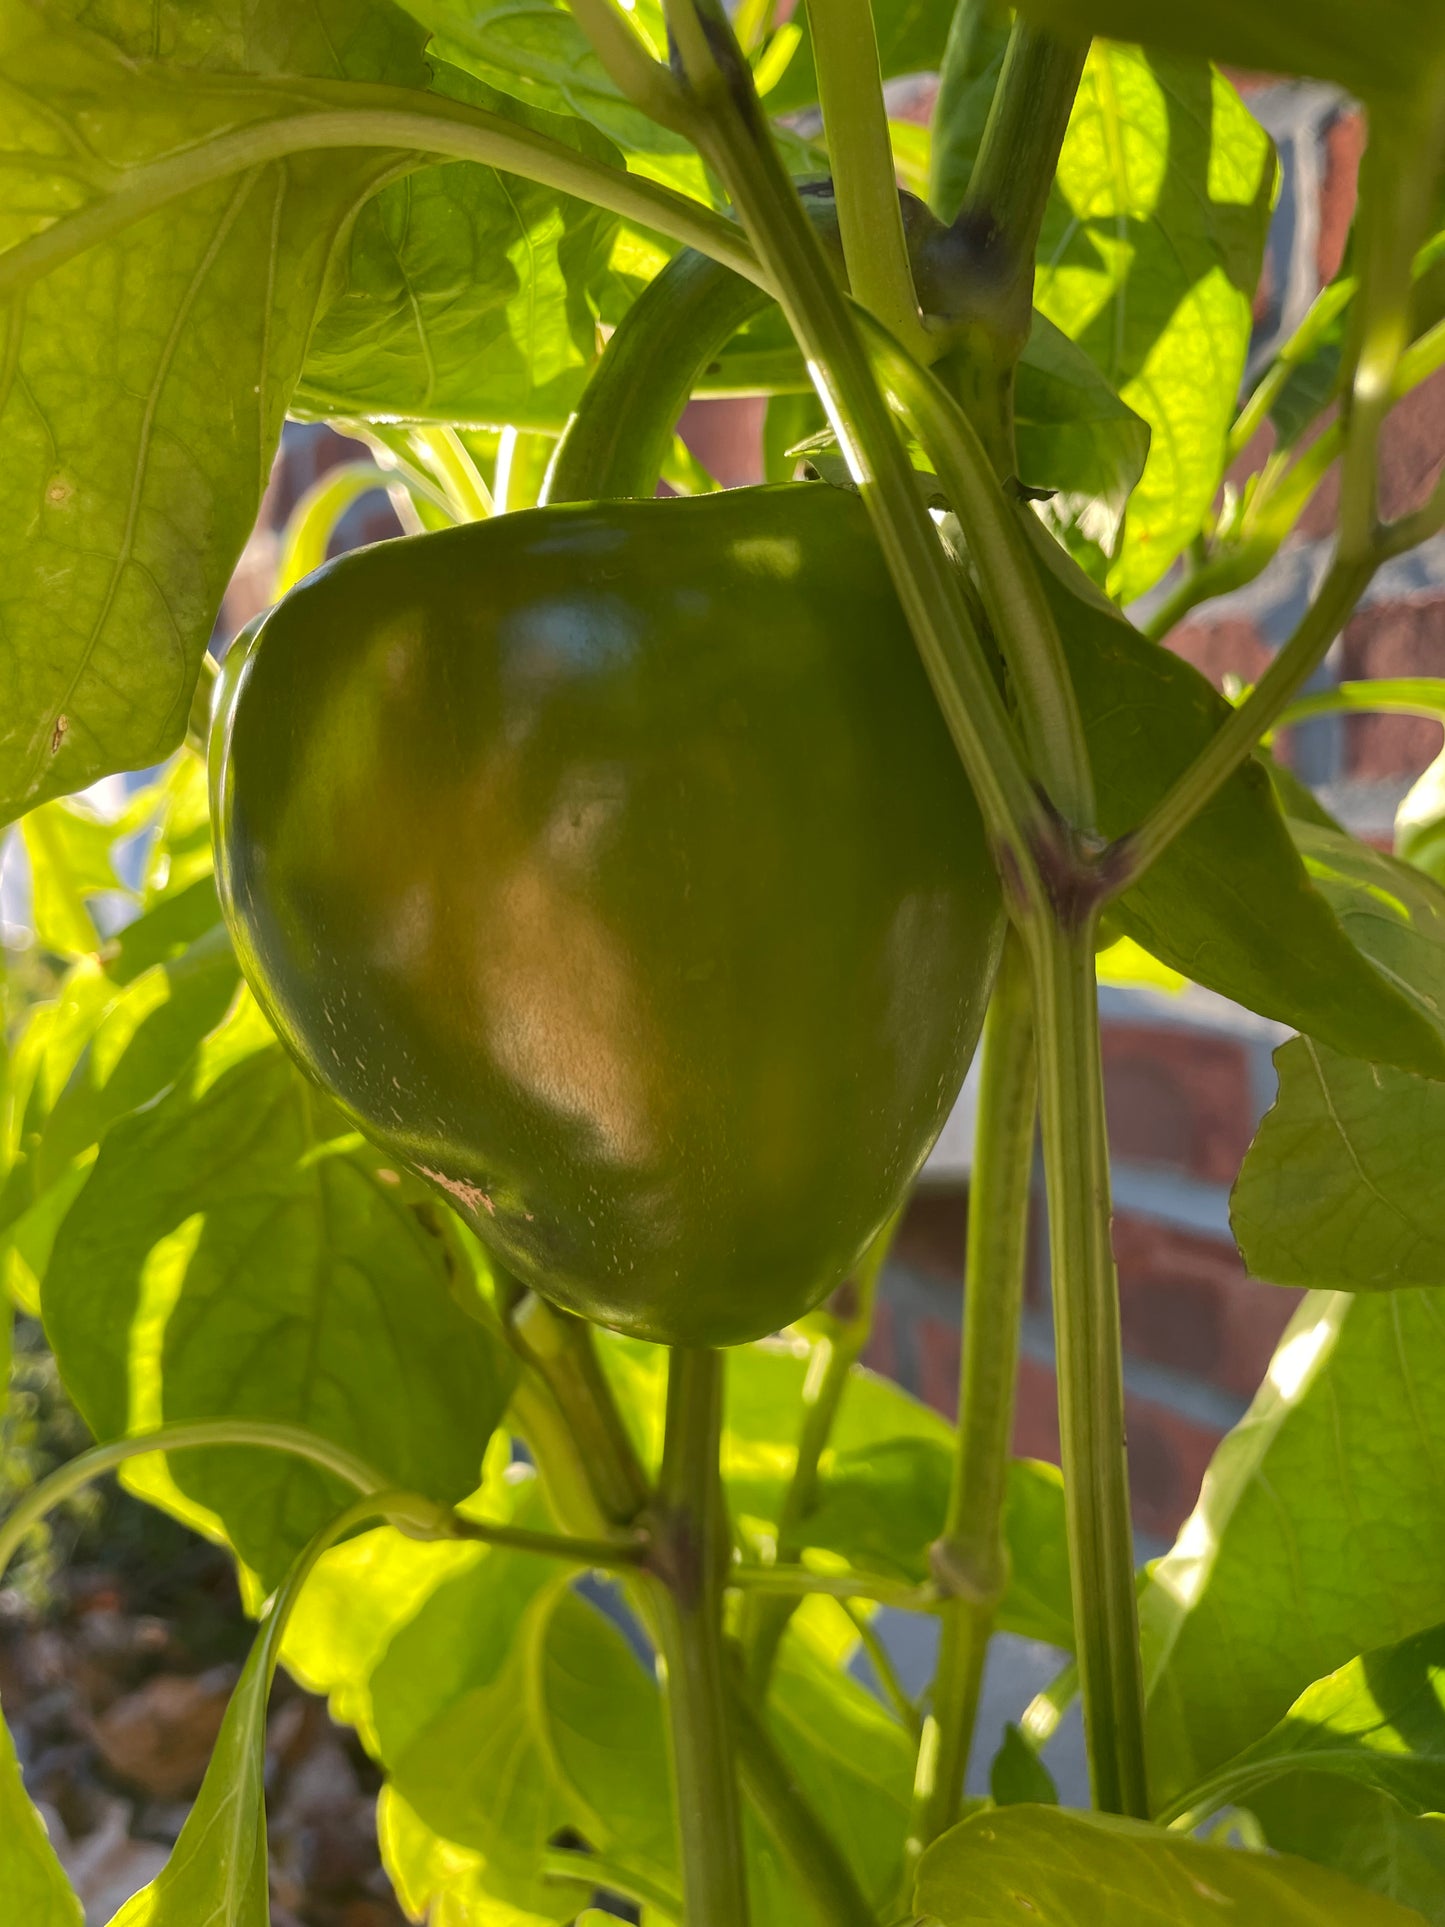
left=654, top=1348, right=752, bottom=1927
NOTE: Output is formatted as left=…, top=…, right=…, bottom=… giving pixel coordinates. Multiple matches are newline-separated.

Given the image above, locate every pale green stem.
left=740, top=1214, right=894, bottom=1688
left=545, top=1846, right=683, bottom=1920
left=909, top=930, right=1036, bottom=1860
left=654, top=1349, right=751, bottom=1927
left=408, top=426, right=494, bottom=522
left=1279, top=677, right=1445, bottom=728
left=568, top=0, right=693, bottom=130
left=273, top=462, right=391, bottom=597
left=1030, top=915, right=1147, bottom=1817
left=806, top=0, right=931, bottom=356
left=729, top=1565, right=937, bottom=1608
left=0, top=90, right=763, bottom=308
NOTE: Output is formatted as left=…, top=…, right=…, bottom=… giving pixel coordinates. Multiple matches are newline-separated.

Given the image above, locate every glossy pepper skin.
left=211, top=483, right=1004, bottom=1346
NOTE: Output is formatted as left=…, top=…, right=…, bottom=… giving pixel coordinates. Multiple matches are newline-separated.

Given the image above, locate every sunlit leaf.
left=41, top=997, right=512, bottom=1587
left=1140, top=1289, right=1445, bottom=1811
left=0, top=1697, right=82, bottom=1927
left=1034, top=47, right=1275, bottom=601
left=1176, top=1622, right=1445, bottom=1822
left=915, top=1805, right=1427, bottom=1924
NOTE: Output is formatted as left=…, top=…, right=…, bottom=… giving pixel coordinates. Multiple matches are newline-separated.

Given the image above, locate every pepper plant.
left=4, top=0, right=1445, bottom=1921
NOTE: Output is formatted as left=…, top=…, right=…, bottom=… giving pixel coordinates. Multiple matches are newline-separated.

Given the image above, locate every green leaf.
left=1030, top=531, right=1445, bottom=1078
left=1232, top=1039, right=1445, bottom=1293
left=292, top=60, right=624, bottom=428
left=1139, top=1289, right=1445, bottom=1811
left=0, top=1697, right=83, bottom=1926
left=798, top=1442, right=1074, bottom=1650
left=989, top=1722, right=1059, bottom=1807
left=914, top=1805, right=1429, bottom=1925
left=0, top=0, right=432, bottom=822
left=41, top=996, right=512, bottom=1587
left=1014, top=0, right=1445, bottom=101
left=1177, top=1623, right=1445, bottom=1822
left=0, top=929, right=240, bottom=1312
left=18, top=799, right=129, bottom=956
left=1250, top=1778, right=1445, bottom=1927
left=108, top=1630, right=273, bottom=1926
left=394, top=0, right=713, bottom=196
left=1014, top=313, right=1151, bottom=582
left=1398, top=744, right=1445, bottom=891
left=378, top=1784, right=563, bottom=1927
left=1034, top=46, right=1275, bottom=601
left=368, top=1520, right=601, bottom=1919
left=1296, top=825, right=1445, bottom=1045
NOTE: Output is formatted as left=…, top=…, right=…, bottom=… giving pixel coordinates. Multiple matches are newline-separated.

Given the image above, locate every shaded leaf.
left=798, top=1441, right=1074, bottom=1650
left=1015, top=313, right=1151, bottom=581
left=1139, top=1289, right=1445, bottom=1811
left=1030, top=531, right=1445, bottom=1077
left=1251, top=1777, right=1445, bottom=1927
left=1014, top=0, right=1445, bottom=101
left=989, top=1723, right=1059, bottom=1807
left=108, top=1633, right=272, bottom=1926
left=915, top=1805, right=1427, bottom=1924
left=1034, top=46, right=1275, bottom=601
left=1179, top=1623, right=1445, bottom=1822
left=0, top=0, right=428, bottom=821
left=0, top=1696, right=83, bottom=1926
left=1232, top=1038, right=1445, bottom=1292
left=41, top=997, right=512, bottom=1587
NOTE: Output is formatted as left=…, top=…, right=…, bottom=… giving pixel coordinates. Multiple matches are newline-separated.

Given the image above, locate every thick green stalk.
left=909, top=930, right=1036, bottom=1858
left=1031, top=915, right=1148, bottom=1816
left=508, top=1339, right=877, bottom=1926
left=806, top=0, right=930, bottom=356
left=929, top=0, right=1011, bottom=220
left=654, top=1350, right=751, bottom=1927
left=932, top=19, right=1087, bottom=469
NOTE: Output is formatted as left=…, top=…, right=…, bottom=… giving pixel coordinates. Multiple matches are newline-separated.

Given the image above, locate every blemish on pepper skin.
left=50, top=714, right=68, bottom=755
left=419, top=1165, right=495, bottom=1216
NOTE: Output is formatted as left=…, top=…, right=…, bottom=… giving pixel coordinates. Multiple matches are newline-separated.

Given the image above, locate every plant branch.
left=653, top=1349, right=751, bottom=1927
left=660, top=0, right=1056, bottom=905
left=1278, top=676, right=1445, bottom=727
left=1030, top=914, right=1147, bottom=1815
left=909, top=930, right=1036, bottom=1859
left=0, top=89, right=763, bottom=308
left=0, top=1420, right=398, bottom=1579
left=729, top=1564, right=937, bottom=1608
left=841, top=1599, right=923, bottom=1737
left=739, top=1215, right=895, bottom=1687
left=806, top=0, right=930, bottom=356
left=865, top=327, right=1096, bottom=831
left=1112, top=555, right=1375, bottom=891
left=955, top=21, right=1086, bottom=364
left=729, top=1690, right=880, bottom=1927
left=545, top=1847, right=683, bottom=1920
left=568, top=0, right=694, bottom=130
left=509, top=1293, right=650, bottom=1523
